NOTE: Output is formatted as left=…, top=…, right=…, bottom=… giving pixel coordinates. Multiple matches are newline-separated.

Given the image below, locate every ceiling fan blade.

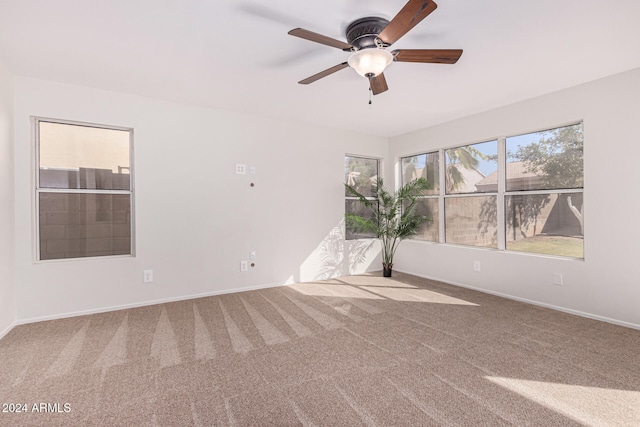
left=392, top=49, right=463, bottom=64
left=378, top=0, right=438, bottom=46
left=369, top=73, right=389, bottom=95
left=298, top=62, right=349, bottom=85
left=288, top=28, right=353, bottom=51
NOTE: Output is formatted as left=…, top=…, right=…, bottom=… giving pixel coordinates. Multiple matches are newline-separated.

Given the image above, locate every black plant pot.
left=383, top=266, right=392, bottom=277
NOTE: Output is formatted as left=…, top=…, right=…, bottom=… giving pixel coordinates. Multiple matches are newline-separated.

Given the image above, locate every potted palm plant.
left=345, top=177, right=430, bottom=277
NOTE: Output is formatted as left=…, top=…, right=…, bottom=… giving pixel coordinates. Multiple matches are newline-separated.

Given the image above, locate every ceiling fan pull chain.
left=369, top=87, right=373, bottom=105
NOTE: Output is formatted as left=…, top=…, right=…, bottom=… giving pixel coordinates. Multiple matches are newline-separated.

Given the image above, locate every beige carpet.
left=1, top=272, right=639, bottom=426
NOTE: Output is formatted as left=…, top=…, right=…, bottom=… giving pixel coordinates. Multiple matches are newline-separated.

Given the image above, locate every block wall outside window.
left=38, top=193, right=131, bottom=260
left=445, top=196, right=497, bottom=248
left=399, top=122, right=584, bottom=258
left=35, top=119, right=134, bottom=260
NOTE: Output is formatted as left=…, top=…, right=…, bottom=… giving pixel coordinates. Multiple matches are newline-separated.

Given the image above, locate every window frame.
left=344, top=154, right=381, bottom=240
left=397, top=121, right=584, bottom=259
left=502, top=123, right=584, bottom=257
left=400, top=150, right=440, bottom=242
left=443, top=140, right=499, bottom=248
left=34, top=117, right=136, bottom=261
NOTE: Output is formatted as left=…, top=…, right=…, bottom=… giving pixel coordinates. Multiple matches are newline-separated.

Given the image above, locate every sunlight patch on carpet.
left=289, top=282, right=384, bottom=299
left=359, top=286, right=479, bottom=306
left=485, top=376, right=640, bottom=426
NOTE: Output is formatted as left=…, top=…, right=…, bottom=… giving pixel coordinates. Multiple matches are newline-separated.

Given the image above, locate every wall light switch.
left=250, top=251, right=256, bottom=260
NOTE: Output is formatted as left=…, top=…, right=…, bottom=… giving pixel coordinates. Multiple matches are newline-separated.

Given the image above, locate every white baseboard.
left=396, top=268, right=640, bottom=331
left=16, top=281, right=285, bottom=326
left=15, top=270, right=640, bottom=332
left=0, top=321, right=17, bottom=341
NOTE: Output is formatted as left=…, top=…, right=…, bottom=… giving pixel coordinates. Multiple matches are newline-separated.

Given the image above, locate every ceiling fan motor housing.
left=346, top=17, right=390, bottom=50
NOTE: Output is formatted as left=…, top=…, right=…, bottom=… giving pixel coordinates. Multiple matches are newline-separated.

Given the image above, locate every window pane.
left=39, top=121, right=131, bottom=190
left=39, top=193, right=131, bottom=260
left=446, top=140, right=497, bottom=194
left=345, top=156, right=378, bottom=197
left=445, top=196, right=497, bottom=247
left=505, top=123, right=583, bottom=191
left=409, top=198, right=439, bottom=241
left=506, top=193, right=583, bottom=258
left=345, top=199, right=377, bottom=239
left=401, top=152, right=439, bottom=195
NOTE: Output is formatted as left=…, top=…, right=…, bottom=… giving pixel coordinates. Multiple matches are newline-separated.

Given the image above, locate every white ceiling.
left=1, top=0, right=639, bottom=138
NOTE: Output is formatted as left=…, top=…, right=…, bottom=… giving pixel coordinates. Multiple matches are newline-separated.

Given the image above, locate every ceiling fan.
left=288, top=0, right=462, bottom=96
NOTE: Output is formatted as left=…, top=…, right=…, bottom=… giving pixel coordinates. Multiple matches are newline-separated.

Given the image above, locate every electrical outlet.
left=473, top=261, right=481, bottom=272
left=240, top=260, right=248, bottom=272
left=235, top=163, right=246, bottom=175
left=553, top=273, right=563, bottom=286
left=143, top=270, right=153, bottom=283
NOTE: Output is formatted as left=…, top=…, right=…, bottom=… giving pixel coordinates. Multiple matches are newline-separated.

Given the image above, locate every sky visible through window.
left=412, top=134, right=547, bottom=178
left=471, top=141, right=496, bottom=176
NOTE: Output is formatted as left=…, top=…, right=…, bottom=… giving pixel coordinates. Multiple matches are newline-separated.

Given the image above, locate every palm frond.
left=345, top=213, right=378, bottom=236
left=344, top=178, right=431, bottom=270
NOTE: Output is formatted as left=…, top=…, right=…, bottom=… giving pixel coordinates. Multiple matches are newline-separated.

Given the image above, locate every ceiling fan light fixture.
left=348, top=48, right=393, bottom=78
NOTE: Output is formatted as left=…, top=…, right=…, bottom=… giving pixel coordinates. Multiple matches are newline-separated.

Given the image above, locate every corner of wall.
left=0, top=61, right=17, bottom=339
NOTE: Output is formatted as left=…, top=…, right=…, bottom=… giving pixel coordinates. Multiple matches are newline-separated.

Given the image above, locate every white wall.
left=390, top=67, right=640, bottom=328
left=0, top=62, right=16, bottom=337
left=12, top=69, right=639, bottom=329
left=13, top=77, right=387, bottom=322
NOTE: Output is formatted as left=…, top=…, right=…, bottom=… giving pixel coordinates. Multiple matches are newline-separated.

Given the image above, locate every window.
left=504, top=123, right=583, bottom=257
left=36, top=118, right=134, bottom=260
left=401, top=152, right=439, bottom=241
left=397, top=122, right=584, bottom=259
left=345, top=155, right=379, bottom=239
left=444, top=140, right=498, bottom=248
